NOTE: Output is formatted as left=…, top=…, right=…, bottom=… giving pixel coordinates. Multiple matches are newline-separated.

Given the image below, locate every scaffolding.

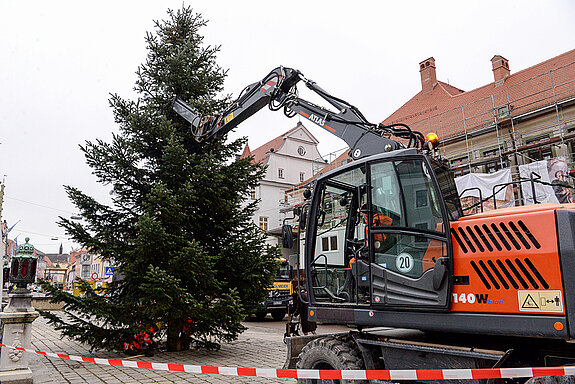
left=408, top=60, right=575, bottom=205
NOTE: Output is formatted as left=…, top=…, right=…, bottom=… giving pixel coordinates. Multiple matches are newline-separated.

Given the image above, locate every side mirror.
left=282, top=225, right=294, bottom=249
left=433, top=257, right=448, bottom=290
left=303, top=189, right=312, bottom=200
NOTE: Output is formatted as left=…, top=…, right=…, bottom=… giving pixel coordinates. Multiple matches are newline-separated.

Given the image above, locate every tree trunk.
left=166, top=318, right=183, bottom=351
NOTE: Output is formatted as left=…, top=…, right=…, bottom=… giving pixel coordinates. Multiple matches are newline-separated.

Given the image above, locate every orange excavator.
left=174, top=66, right=575, bottom=383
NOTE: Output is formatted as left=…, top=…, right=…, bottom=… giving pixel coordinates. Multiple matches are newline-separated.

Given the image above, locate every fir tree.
left=41, top=7, right=279, bottom=352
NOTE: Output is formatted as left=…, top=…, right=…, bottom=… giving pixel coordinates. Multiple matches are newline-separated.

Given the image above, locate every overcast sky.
left=1, top=1, right=574, bottom=254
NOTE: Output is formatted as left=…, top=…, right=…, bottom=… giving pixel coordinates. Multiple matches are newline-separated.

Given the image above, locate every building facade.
left=241, top=122, right=325, bottom=247
left=383, top=50, right=575, bottom=204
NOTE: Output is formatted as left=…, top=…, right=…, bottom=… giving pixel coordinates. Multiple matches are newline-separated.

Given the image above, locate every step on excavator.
left=174, top=66, right=575, bottom=383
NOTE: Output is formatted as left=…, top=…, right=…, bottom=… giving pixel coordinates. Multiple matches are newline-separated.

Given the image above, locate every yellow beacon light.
left=426, top=132, right=439, bottom=148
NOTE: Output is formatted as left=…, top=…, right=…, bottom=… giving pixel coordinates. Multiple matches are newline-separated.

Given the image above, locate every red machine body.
left=451, top=203, right=570, bottom=317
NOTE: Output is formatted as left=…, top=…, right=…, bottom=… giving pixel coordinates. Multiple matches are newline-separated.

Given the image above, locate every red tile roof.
left=290, top=151, right=351, bottom=191
left=239, top=144, right=251, bottom=159
left=383, top=49, right=575, bottom=139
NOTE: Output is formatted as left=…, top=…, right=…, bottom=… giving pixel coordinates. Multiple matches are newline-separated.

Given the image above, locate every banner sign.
left=455, top=169, right=514, bottom=214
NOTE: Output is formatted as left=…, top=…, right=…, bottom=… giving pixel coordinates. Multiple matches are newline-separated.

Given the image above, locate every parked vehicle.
left=255, top=257, right=292, bottom=321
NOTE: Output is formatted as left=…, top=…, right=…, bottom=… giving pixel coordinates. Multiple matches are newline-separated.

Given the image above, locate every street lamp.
left=9, top=237, right=37, bottom=289
left=3, top=259, right=9, bottom=284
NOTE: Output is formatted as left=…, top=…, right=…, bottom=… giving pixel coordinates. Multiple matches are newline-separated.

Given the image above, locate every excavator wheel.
left=296, top=335, right=365, bottom=384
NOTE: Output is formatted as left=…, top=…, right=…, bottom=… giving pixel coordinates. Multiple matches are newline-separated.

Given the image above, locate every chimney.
left=419, top=57, right=437, bottom=93
left=491, top=55, right=510, bottom=86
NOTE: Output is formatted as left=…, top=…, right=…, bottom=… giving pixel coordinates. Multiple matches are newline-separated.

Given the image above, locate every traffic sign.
left=91, top=272, right=99, bottom=281
left=104, top=267, right=114, bottom=276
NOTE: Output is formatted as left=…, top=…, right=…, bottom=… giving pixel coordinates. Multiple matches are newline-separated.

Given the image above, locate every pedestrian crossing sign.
left=105, top=267, right=114, bottom=276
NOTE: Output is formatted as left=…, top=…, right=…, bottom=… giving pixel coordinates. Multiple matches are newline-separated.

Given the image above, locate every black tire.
left=254, top=311, right=267, bottom=321
left=271, top=309, right=287, bottom=321
left=296, top=336, right=365, bottom=384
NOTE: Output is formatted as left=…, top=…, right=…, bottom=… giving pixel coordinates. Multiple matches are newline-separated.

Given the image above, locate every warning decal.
left=521, top=294, right=539, bottom=309
left=518, top=290, right=563, bottom=312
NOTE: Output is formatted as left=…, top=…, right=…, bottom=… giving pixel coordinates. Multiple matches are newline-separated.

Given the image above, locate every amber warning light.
left=426, top=132, right=439, bottom=148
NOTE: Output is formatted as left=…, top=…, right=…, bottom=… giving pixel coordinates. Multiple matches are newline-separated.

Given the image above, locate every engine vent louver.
left=451, top=220, right=541, bottom=254
left=452, top=220, right=547, bottom=290
left=470, top=258, right=548, bottom=290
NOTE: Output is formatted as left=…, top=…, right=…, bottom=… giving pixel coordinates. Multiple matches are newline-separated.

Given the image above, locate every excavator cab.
left=305, top=149, right=461, bottom=314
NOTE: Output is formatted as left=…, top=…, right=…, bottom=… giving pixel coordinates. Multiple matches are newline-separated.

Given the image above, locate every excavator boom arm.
left=173, top=66, right=425, bottom=159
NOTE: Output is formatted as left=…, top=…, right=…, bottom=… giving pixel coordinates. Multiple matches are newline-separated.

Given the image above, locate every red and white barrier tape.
left=2, top=343, right=574, bottom=380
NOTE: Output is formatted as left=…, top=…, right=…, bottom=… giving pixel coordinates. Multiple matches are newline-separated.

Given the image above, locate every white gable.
left=274, top=123, right=322, bottom=162
left=285, top=124, right=318, bottom=144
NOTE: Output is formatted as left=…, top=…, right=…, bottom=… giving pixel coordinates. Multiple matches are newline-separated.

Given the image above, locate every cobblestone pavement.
left=28, top=315, right=348, bottom=384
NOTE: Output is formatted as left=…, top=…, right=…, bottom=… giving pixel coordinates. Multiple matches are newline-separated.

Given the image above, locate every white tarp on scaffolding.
left=518, top=159, right=573, bottom=204
left=455, top=169, right=515, bottom=213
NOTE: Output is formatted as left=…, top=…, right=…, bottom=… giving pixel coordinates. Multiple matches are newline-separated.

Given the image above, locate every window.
left=278, top=168, right=284, bottom=179
left=483, top=148, right=507, bottom=173
left=313, top=166, right=365, bottom=267
left=81, top=265, right=90, bottom=279
left=259, top=216, right=268, bottom=231
left=450, top=156, right=471, bottom=177
left=497, top=105, right=509, bottom=119
left=371, top=160, right=443, bottom=230
left=250, top=187, right=256, bottom=200
left=300, top=172, right=305, bottom=182
left=321, top=235, right=338, bottom=252
left=330, top=235, right=338, bottom=250
left=525, top=136, right=553, bottom=162
left=415, top=190, right=428, bottom=208
left=297, top=146, right=306, bottom=156
left=370, top=160, right=445, bottom=279
left=433, top=160, right=463, bottom=220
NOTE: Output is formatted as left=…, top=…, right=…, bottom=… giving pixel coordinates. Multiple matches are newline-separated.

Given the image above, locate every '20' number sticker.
left=396, top=253, right=414, bottom=273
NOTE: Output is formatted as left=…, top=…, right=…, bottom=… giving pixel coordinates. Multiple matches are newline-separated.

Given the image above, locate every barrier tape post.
left=2, top=343, right=573, bottom=380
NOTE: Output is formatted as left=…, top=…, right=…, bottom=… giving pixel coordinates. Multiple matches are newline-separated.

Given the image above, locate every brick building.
left=383, top=49, right=575, bottom=191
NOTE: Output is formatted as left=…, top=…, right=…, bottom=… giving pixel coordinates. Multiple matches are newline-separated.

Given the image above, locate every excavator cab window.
left=308, top=154, right=452, bottom=309
left=308, top=167, right=366, bottom=303
left=370, top=160, right=445, bottom=279
left=432, top=159, right=463, bottom=221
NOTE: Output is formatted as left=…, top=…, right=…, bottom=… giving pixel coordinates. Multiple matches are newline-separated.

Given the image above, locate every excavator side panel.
left=450, top=207, right=564, bottom=315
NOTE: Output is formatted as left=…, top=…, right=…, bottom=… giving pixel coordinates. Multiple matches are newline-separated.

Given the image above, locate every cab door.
left=368, top=156, right=452, bottom=310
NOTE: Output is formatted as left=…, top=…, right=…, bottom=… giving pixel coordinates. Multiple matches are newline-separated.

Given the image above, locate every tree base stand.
left=0, top=288, right=39, bottom=384
left=0, top=367, right=33, bottom=384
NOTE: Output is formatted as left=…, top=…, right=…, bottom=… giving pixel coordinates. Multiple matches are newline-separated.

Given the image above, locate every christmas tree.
left=42, top=6, right=278, bottom=352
